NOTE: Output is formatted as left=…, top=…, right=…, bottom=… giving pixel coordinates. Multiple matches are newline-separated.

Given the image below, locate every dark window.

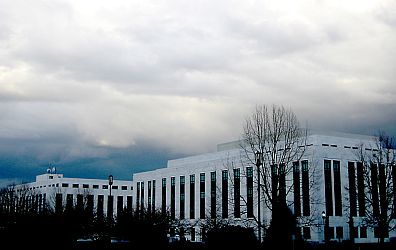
left=190, top=175, right=195, bottom=219
left=371, top=163, right=379, bottom=217
left=246, top=167, right=253, bottom=218
left=333, top=161, right=342, bottom=216
left=234, top=168, right=240, bottom=218
left=127, top=196, right=132, bottom=212
left=66, top=194, right=73, bottom=211
left=55, top=193, right=63, bottom=214
left=324, top=160, right=333, bottom=216
left=191, top=227, right=195, bottom=241
left=148, top=181, right=152, bottom=214
left=136, top=182, right=140, bottom=213
left=348, top=162, right=357, bottom=217
left=303, top=227, right=311, bottom=239
left=112, top=185, right=118, bottom=190
left=140, top=182, right=144, bottom=211
left=279, top=164, right=286, bottom=203
left=302, top=160, right=310, bottom=216
left=329, top=227, right=335, bottom=239
left=83, top=184, right=89, bottom=189
left=122, top=186, right=128, bottom=190
left=353, top=227, right=358, bottom=238
left=102, top=185, right=108, bottom=189
left=293, top=162, right=301, bottom=216
left=393, top=165, right=396, bottom=218
left=336, top=227, right=343, bottom=240
left=210, top=172, right=216, bottom=219
left=62, top=183, right=69, bottom=188
left=73, top=184, right=79, bottom=188
left=162, top=178, right=166, bottom=215
left=107, top=195, right=113, bottom=219
left=222, top=170, right=228, bottom=218
left=93, top=184, right=99, bottom=189
left=76, top=194, right=84, bottom=213
left=152, top=180, right=156, bottom=212
left=360, top=227, right=367, bottom=238
left=200, top=173, right=205, bottom=219
left=117, top=196, right=123, bottom=216
left=171, top=177, right=176, bottom=219
left=357, top=162, right=365, bottom=216
left=97, top=195, right=104, bottom=219
left=87, top=195, right=94, bottom=216
left=180, top=176, right=185, bottom=219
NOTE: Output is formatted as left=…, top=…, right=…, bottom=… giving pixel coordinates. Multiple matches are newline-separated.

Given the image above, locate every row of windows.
left=322, top=144, right=379, bottom=152
left=137, top=167, right=260, bottom=220
left=60, top=183, right=131, bottom=190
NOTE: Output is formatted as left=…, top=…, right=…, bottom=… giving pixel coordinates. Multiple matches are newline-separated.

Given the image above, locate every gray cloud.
left=0, top=0, right=395, bottom=181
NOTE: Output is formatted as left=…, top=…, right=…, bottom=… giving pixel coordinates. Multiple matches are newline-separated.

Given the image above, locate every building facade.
left=133, top=131, right=396, bottom=243
left=11, top=172, right=134, bottom=219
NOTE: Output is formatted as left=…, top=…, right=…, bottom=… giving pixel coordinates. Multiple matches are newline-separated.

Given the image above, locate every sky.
left=0, top=0, right=395, bottom=185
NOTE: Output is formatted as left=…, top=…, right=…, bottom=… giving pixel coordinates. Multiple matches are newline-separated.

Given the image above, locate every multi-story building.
left=12, top=172, right=134, bottom=219
left=133, top=131, right=396, bottom=243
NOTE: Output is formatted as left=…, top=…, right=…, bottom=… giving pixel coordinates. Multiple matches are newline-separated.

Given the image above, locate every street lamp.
left=322, top=211, right=329, bottom=245
left=108, top=174, right=113, bottom=197
left=255, top=151, right=263, bottom=243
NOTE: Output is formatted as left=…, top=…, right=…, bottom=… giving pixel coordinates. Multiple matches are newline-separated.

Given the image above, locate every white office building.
left=13, top=172, right=134, bottom=218
left=133, top=131, right=396, bottom=243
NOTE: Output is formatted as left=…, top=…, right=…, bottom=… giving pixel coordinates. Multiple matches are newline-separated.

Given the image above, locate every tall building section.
left=133, top=131, right=396, bottom=243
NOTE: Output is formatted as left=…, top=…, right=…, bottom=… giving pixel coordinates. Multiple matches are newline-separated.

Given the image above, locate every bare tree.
left=355, top=131, right=396, bottom=244
left=241, top=104, right=310, bottom=242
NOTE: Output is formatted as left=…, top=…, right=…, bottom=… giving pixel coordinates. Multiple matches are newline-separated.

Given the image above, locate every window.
left=148, top=181, right=152, bottom=214
left=371, top=163, right=380, bottom=217
left=162, top=178, right=166, bottom=215
left=171, top=177, right=176, bottom=219
left=117, top=196, right=123, bottom=216
left=324, top=160, right=333, bottom=216
left=122, top=186, right=127, bottom=190
left=360, top=227, right=367, bottom=238
left=293, top=161, right=301, bottom=216
left=302, top=160, right=310, bottom=216
left=83, top=184, right=89, bottom=189
left=93, top=184, right=99, bottom=189
left=222, top=170, right=228, bottom=218
left=152, top=180, right=156, bottom=212
left=246, top=167, right=253, bottom=218
left=234, top=168, right=240, bottom=218
left=357, top=162, right=365, bottom=216
left=73, top=184, right=79, bottom=188
left=62, top=183, right=69, bottom=188
left=102, top=185, right=108, bottom=189
left=336, top=227, right=343, bottom=240
left=191, top=227, right=195, bottom=242
left=190, top=175, right=195, bottom=219
left=333, top=161, right=342, bottom=216
left=112, top=185, right=118, bottom=189
left=353, top=227, right=358, bottom=239
left=180, top=176, right=185, bottom=219
left=200, top=173, right=205, bottom=219
left=49, top=176, right=53, bottom=179
left=328, top=227, right=335, bottom=239
left=303, top=227, right=311, bottom=239
left=210, top=172, right=216, bottom=219
left=348, top=162, right=357, bottom=217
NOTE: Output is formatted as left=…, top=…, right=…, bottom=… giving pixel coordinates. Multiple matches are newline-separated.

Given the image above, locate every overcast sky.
left=0, top=0, right=395, bottom=185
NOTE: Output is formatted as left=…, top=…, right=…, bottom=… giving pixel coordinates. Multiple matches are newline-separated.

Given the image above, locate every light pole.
left=322, top=211, right=329, bottom=246
left=255, top=151, right=263, bottom=243
left=108, top=174, right=113, bottom=197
